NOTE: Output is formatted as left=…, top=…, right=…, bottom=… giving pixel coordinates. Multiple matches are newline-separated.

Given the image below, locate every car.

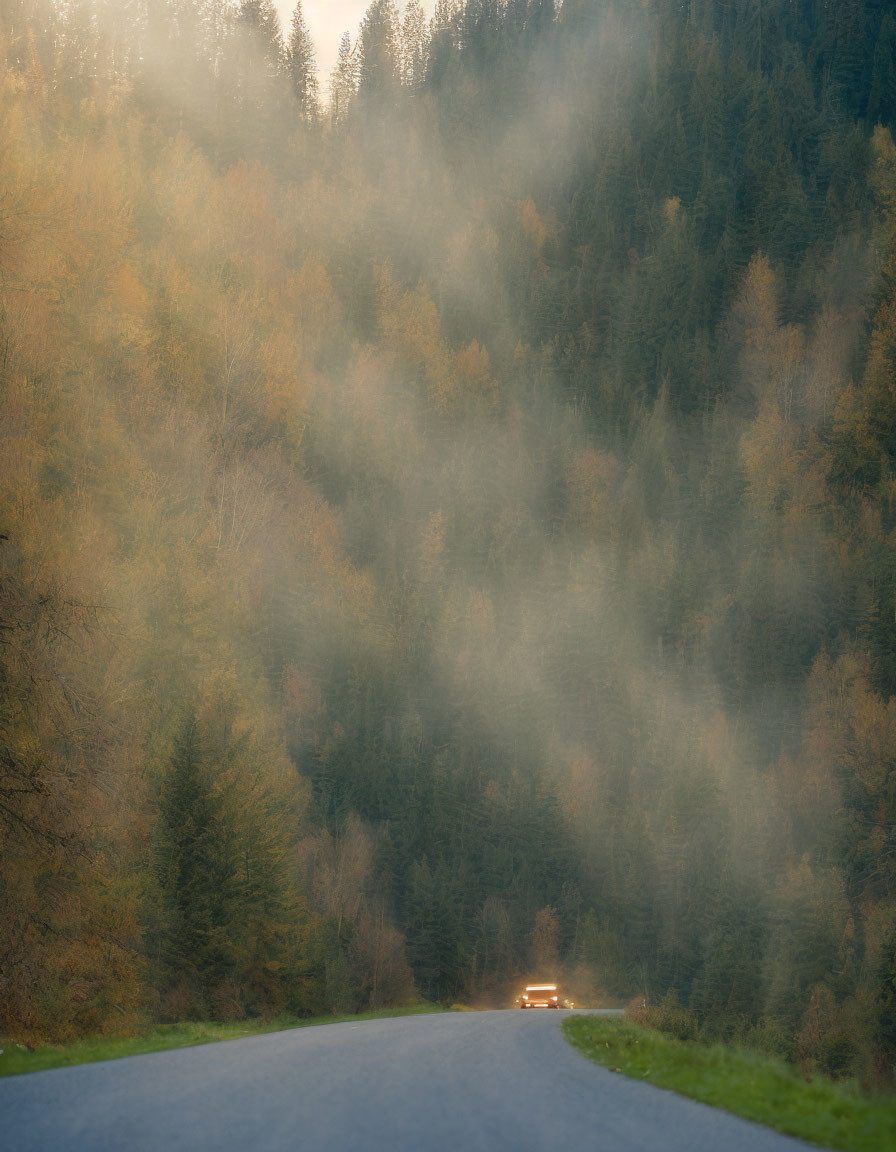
left=519, top=983, right=561, bottom=1008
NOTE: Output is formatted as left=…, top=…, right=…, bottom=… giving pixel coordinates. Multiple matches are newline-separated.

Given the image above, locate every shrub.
left=643, top=990, right=699, bottom=1042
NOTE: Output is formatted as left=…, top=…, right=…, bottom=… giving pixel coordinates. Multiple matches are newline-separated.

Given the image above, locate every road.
left=0, top=1009, right=822, bottom=1151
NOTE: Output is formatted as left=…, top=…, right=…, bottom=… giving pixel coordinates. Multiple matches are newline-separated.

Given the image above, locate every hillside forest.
left=2, top=0, right=896, bottom=1086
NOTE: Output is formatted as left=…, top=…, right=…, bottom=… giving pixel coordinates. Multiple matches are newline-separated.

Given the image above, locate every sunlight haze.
left=3, top=0, right=896, bottom=1129
left=276, top=1, right=437, bottom=82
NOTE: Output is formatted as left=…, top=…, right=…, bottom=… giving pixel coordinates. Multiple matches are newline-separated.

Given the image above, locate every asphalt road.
left=0, top=1009, right=823, bottom=1152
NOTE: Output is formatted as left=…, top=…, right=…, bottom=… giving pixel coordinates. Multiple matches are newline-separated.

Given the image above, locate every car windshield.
left=525, top=985, right=557, bottom=1001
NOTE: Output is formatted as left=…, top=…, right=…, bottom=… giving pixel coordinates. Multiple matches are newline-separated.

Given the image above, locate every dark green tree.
left=875, top=919, right=896, bottom=1076
left=153, top=710, right=235, bottom=1018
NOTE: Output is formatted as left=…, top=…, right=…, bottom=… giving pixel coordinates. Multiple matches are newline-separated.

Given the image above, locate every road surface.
left=0, top=1009, right=822, bottom=1151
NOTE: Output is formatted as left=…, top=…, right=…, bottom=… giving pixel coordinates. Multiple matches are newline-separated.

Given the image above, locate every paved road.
left=0, top=1010, right=822, bottom=1151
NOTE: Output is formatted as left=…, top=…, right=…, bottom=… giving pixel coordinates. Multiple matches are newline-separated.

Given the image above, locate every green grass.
left=0, top=1004, right=445, bottom=1078
left=564, top=1016, right=896, bottom=1152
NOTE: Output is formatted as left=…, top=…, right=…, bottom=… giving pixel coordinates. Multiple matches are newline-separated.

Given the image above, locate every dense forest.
left=1, top=0, right=896, bottom=1086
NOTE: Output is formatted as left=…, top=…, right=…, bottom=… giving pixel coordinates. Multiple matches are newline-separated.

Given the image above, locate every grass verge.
left=563, top=1015, right=896, bottom=1152
left=0, top=1004, right=445, bottom=1079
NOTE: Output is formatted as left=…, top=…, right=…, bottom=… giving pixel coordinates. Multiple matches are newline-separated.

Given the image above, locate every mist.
left=1, top=0, right=895, bottom=1085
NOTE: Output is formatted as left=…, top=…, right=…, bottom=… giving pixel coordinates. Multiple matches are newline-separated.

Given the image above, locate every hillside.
left=1, top=0, right=895, bottom=1086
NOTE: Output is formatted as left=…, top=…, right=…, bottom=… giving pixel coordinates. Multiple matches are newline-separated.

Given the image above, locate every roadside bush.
left=698, top=1013, right=755, bottom=1045
left=743, top=1018, right=796, bottom=1062
left=643, top=990, right=699, bottom=1042
left=798, top=986, right=866, bottom=1080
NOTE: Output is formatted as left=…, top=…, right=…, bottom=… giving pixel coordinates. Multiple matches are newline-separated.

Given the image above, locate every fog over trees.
left=1, top=0, right=896, bottom=1085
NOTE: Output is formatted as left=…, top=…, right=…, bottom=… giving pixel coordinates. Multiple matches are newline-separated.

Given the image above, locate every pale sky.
left=276, top=2, right=436, bottom=85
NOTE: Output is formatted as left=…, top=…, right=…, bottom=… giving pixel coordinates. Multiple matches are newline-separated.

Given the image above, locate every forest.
left=1, top=0, right=896, bottom=1088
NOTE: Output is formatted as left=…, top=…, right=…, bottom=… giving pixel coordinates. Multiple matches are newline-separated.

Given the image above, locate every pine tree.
left=427, top=0, right=462, bottom=88
left=286, top=0, right=318, bottom=122
left=400, top=0, right=428, bottom=90
left=876, top=919, right=896, bottom=1073
left=461, top=0, right=502, bottom=71
left=222, top=0, right=286, bottom=156
left=330, top=30, right=359, bottom=124
left=358, top=0, right=399, bottom=103
left=238, top=0, right=282, bottom=59
left=153, top=710, right=235, bottom=1018
left=868, top=12, right=896, bottom=127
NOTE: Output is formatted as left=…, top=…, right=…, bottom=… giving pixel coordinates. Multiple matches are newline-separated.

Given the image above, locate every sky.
left=276, top=2, right=436, bottom=85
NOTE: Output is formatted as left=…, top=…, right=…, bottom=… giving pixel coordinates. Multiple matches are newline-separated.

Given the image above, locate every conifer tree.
left=286, top=0, right=318, bottom=122
left=427, top=0, right=461, bottom=88
left=358, top=0, right=399, bottom=102
left=154, top=710, right=235, bottom=1018
left=875, top=919, right=896, bottom=1073
left=330, top=30, right=359, bottom=123
left=400, top=0, right=428, bottom=90
left=238, top=0, right=283, bottom=60
left=223, top=0, right=285, bottom=155
left=868, top=12, right=896, bottom=127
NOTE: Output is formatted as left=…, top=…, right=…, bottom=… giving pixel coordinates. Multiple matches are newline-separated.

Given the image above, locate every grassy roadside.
left=563, top=1015, right=896, bottom=1152
left=0, top=1004, right=446, bottom=1079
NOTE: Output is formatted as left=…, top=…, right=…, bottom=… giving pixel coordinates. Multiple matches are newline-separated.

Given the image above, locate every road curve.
left=0, top=1010, right=822, bottom=1152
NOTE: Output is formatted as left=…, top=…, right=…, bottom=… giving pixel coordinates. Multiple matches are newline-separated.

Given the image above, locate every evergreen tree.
left=400, top=0, right=428, bottom=90
left=427, top=0, right=462, bottom=89
left=153, top=710, right=235, bottom=1018
left=461, top=0, right=502, bottom=71
left=286, top=0, right=319, bottom=122
left=358, top=0, right=399, bottom=103
left=223, top=0, right=286, bottom=155
left=238, top=0, right=282, bottom=56
left=405, top=857, right=466, bottom=1001
left=876, top=919, right=896, bottom=1075
left=330, top=30, right=359, bottom=123
left=868, top=12, right=896, bottom=127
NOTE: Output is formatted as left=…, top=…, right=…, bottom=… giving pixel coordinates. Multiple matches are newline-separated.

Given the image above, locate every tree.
left=400, top=0, right=428, bottom=90
left=427, top=0, right=461, bottom=88
left=868, top=13, right=896, bottom=127
left=0, top=554, right=141, bottom=1041
left=329, top=31, right=359, bottom=123
left=406, top=858, right=466, bottom=1000
left=358, top=0, right=399, bottom=103
left=350, top=899, right=415, bottom=1007
left=286, top=1, right=318, bottom=122
left=153, top=710, right=235, bottom=1018
left=227, top=0, right=286, bottom=153
left=529, top=905, right=560, bottom=974
left=238, top=0, right=282, bottom=59
left=460, top=0, right=502, bottom=71
left=876, top=918, right=896, bottom=1076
